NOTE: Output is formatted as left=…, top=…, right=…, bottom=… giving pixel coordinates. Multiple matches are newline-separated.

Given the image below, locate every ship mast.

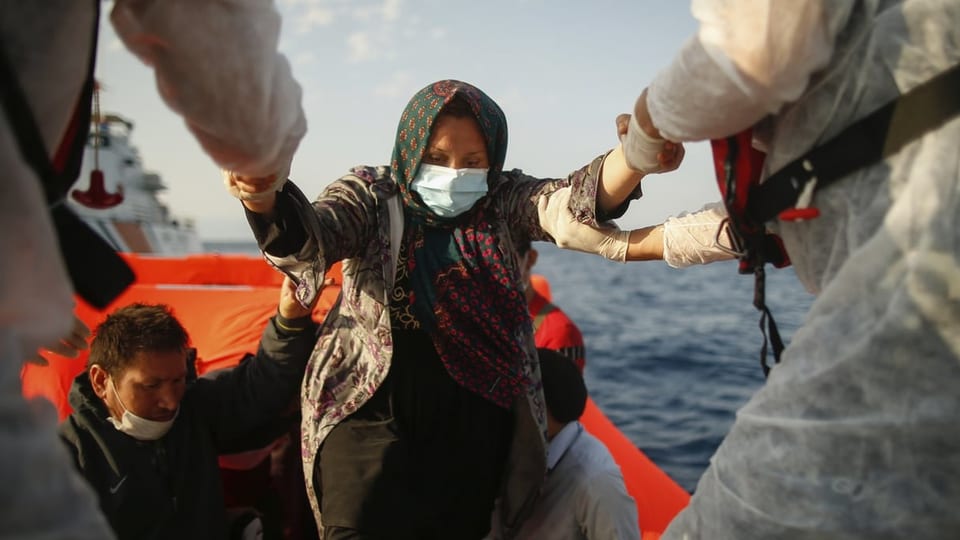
left=70, top=80, right=124, bottom=209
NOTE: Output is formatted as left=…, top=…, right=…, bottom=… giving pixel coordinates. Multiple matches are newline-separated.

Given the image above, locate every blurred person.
left=543, top=1, right=960, bottom=537
left=0, top=1, right=304, bottom=536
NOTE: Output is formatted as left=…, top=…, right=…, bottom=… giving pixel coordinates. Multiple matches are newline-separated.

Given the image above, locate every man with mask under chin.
left=58, top=277, right=319, bottom=540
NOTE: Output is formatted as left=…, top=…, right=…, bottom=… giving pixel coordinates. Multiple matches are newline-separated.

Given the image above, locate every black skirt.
left=317, top=328, right=514, bottom=539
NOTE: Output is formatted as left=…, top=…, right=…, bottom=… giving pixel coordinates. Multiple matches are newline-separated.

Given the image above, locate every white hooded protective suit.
left=646, top=0, right=960, bottom=538
left=0, top=1, right=304, bottom=536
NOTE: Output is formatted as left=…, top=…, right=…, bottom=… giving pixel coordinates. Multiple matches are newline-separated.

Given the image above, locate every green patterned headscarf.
left=391, top=80, right=508, bottom=223
left=389, top=80, right=529, bottom=409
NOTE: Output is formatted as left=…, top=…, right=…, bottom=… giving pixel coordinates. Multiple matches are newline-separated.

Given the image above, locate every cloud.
left=348, top=5, right=378, bottom=21
left=291, top=50, right=318, bottom=68
left=282, top=0, right=406, bottom=63
left=305, top=6, right=336, bottom=26
left=293, top=5, right=335, bottom=34
left=346, top=32, right=374, bottom=63
left=374, top=71, right=414, bottom=98
left=279, top=0, right=329, bottom=8
left=381, top=0, right=401, bottom=21
left=279, top=0, right=338, bottom=33
left=400, top=17, right=446, bottom=41
left=348, top=0, right=402, bottom=23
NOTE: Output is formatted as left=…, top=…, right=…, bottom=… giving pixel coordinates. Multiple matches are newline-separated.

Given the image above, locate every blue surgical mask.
left=411, top=164, right=489, bottom=217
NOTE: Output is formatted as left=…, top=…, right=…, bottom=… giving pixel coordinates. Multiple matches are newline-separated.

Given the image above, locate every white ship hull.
left=81, top=218, right=204, bottom=255
left=68, top=114, right=203, bottom=255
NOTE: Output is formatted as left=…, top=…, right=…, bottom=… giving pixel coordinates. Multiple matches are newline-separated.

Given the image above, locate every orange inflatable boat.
left=22, top=255, right=688, bottom=539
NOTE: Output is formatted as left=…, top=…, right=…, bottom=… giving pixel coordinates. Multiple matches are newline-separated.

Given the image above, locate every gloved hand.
left=662, top=201, right=737, bottom=268
left=26, top=315, right=90, bottom=366
left=537, top=186, right=630, bottom=262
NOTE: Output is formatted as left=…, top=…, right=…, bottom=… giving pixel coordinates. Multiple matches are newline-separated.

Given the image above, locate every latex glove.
left=26, top=315, right=90, bottom=366
left=537, top=187, right=629, bottom=262
left=662, top=201, right=737, bottom=268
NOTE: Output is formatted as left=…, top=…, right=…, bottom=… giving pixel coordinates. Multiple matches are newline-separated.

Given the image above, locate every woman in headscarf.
left=226, top=79, right=682, bottom=539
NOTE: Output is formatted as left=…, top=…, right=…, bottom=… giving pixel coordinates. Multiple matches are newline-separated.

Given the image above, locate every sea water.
left=205, top=240, right=814, bottom=493
left=532, top=242, right=813, bottom=492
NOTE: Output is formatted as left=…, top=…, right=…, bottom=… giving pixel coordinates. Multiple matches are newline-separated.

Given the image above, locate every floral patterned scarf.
left=390, top=80, right=530, bottom=409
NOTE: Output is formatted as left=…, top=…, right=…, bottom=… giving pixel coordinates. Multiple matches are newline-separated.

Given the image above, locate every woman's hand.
left=657, top=139, right=685, bottom=173
left=277, top=275, right=334, bottom=320
left=615, top=111, right=685, bottom=174
left=223, top=170, right=286, bottom=214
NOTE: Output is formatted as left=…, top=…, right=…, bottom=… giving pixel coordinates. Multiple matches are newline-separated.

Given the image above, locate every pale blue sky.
left=96, top=0, right=717, bottom=240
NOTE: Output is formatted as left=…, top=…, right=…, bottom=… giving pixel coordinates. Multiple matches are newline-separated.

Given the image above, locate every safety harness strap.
left=714, top=136, right=787, bottom=376
left=715, top=62, right=959, bottom=377
left=749, top=62, right=960, bottom=224
left=754, top=268, right=785, bottom=377
left=0, top=1, right=134, bottom=309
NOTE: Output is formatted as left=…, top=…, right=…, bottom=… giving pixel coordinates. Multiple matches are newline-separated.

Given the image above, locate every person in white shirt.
left=489, top=347, right=639, bottom=540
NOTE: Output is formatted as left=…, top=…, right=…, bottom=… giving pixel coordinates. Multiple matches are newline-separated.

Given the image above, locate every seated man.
left=489, top=348, right=639, bottom=539
left=58, top=277, right=318, bottom=540
left=518, top=237, right=586, bottom=372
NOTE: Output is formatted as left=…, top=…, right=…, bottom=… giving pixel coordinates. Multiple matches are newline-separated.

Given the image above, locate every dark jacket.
left=59, top=315, right=316, bottom=540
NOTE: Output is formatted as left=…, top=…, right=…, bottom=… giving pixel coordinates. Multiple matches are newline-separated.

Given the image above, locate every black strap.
left=0, top=2, right=134, bottom=309
left=748, top=62, right=960, bottom=224
left=753, top=267, right=785, bottom=377
left=736, top=61, right=959, bottom=377
left=715, top=133, right=786, bottom=375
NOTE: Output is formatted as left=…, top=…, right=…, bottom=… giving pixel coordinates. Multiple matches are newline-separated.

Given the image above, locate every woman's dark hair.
left=437, top=95, right=475, bottom=119
left=537, top=347, right=587, bottom=423
left=88, top=303, right=189, bottom=377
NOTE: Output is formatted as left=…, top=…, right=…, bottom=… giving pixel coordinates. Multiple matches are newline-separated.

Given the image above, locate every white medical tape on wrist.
left=223, top=168, right=288, bottom=201
left=620, top=114, right=665, bottom=173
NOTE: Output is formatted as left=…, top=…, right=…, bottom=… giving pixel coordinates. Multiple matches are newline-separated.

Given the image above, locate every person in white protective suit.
left=0, top=1, right=305, bottom=537
left=538, top=1, right=960, bottom=538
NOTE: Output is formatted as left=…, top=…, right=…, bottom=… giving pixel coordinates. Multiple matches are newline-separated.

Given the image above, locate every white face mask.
left=411, top=164, right=489, bottom=217
left=107, top=378, right=178, bottom=441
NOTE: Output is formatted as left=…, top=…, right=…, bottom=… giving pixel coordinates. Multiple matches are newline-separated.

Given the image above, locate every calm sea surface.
left=204, top=240, right=814, bottom=493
